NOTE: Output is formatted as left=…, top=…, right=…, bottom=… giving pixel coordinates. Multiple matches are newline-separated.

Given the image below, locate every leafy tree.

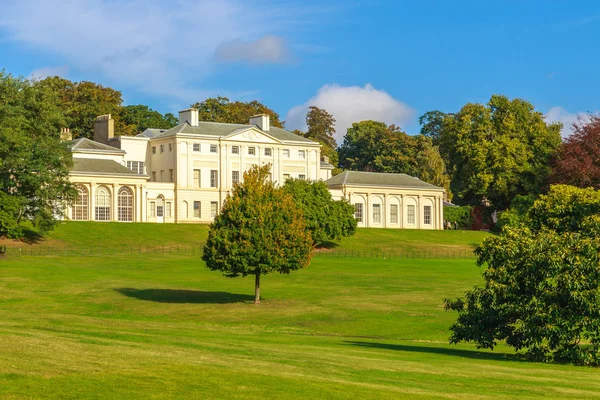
left=191, top=96, right=284, bottom=128
left=305, top=106, right=337, bottom=149
left=338, top=121, right=451, bottom=193
left=551, top=114, right=600, bottom=189
left=0, top=72, right=76, bottom=238
left=118, top=105, right=177, bottom=134
left=202, top=165, right=313, bottom=303
left=445, top=184, right=600, bottom=365
left=282, top=179, right=356, bottom=246
left=36, top=76, right=129, bottom=139
left=424, top=95, right=562, bottom=209
left=443, top=206, right=473, bottom=229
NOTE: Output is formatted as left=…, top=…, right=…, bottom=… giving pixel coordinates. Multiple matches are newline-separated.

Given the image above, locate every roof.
left=71, top=158, right=142, bottom=176
left=70, top=138, right=125, bottom=154
left=325, top=171, right=443, bottom=190
left=320, top=161, right=334, bottom=170
left=144, top=121, right=316, bottom=144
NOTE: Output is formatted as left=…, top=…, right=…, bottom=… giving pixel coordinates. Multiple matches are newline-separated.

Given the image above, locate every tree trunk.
left=254, top=271, right=261, bottom=304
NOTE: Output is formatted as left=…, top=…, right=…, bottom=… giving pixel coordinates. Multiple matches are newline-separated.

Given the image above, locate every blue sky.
left=1, top=0, right=598, bottom=140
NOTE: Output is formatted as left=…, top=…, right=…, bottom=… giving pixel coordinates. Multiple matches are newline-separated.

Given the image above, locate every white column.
left=365, top=193, right=370, bottom=228
left=90, top=183, right=96, bottom=221
left=399, top=194, right=404, bottom=229
left=417, top=195, right=422, bottom=229
left=112, top=184, right=118, bottom=221
left=383, top=194, right=387, bottom=228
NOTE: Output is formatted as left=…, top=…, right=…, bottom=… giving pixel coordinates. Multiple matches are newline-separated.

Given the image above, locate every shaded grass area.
left=0, top=254, right=598, bottom=399
left=1, top=221, right=492, bottom=255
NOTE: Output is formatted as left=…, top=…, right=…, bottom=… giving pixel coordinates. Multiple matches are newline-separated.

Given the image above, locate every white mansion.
left=65, top=109, right=445, bottom=229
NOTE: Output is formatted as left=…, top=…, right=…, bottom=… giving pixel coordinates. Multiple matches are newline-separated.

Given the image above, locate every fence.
left=0, top=245, right=475, bottom=259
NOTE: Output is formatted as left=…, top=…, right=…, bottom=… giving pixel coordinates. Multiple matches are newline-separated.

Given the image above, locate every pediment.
left=223, top=127, right=281, bottom=144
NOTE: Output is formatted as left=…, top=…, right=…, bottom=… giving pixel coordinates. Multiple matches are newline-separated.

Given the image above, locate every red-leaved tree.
left=551, top=114, right=600, bottom=189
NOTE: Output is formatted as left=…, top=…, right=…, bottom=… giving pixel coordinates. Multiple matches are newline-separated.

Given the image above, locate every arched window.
left=156, top=195, right=165, bottom=218
left=95, top=186, right=111, bottom=221
left=72, top=186, right=88, bottom=220
left=118, top=187, right=133, bottom=222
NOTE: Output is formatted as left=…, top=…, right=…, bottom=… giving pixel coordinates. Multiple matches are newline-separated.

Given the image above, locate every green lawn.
left=1, top=230, right=598, bottom=399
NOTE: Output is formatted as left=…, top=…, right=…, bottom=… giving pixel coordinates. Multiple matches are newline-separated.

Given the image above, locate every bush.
left=0, top=192, right=25, bottom=239
left=443, top=205, right=473, bottom=229
left=445, top=185, right=600, bottom=365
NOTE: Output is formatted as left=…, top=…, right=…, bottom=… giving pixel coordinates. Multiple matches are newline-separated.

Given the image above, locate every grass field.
left=0, top=224, right=598, bottom=399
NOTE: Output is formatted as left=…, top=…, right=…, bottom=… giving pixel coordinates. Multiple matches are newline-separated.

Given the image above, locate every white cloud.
left=214, top=35, right=290, bottom=64
left=545, top=106, right=590, bottom=138
left=28, top=66, right=69, bottom=80
left=286, top=84, right=415, bottom=143
left=0, top=0, right=300, bottom=102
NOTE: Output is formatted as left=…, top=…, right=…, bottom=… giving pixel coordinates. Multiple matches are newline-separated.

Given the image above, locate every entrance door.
left=156, top=195, right=165, bottom=223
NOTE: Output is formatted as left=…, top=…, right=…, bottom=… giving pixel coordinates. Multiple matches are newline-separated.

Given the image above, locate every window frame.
left=117, top=186, right=133, bottom=222
left=390, top=204, right=398, bottom=224
left=210, top=201, right=218, bottom=218
left=232, top=170, right=240, bottom=185
left=424, top=205, right=432, bottom=225
left=354, top=203, right=363, bottom=222
left=372, top=204, right=381, bottom=223
left=407, top=205, right=416, bottom=225
left=193, top=169, right=201, bottom=188
left=210, top=170, right=218, bottom=188
left=248, top=147, right=256, bottom=156
left=193, top=143, right=200, bottom=152
left=298, top=150, right=306, bottom=159
left=232, top=146, right=239, bottom=154
left=193, top=201, right=201, bottom=218
left=95, top=186, right=111, bottom=221
left=72, top=186, right=89, bottom=221
left=264, top=147, right=272, bottom=157
left=210, top=144, right=218, bottom=153
left=283, top=149, right=290, bottom=158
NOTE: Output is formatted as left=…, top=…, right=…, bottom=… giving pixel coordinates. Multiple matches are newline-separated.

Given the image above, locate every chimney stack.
left=93, top=114, right=114, bottom=144
left=179, top=108, right=199, bottom=127
left=249, top=114, right=270, bottom=132
left=60, top=127, right=72, bottom=141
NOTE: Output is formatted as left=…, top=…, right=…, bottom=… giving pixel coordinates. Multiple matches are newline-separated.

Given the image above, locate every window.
left=193, top=169, right=201, bottom=188
left=407, top=205, right=415, bottom=224
left=72, top=186, right=88, bottom=220
left=264, top=148, right=272, bottom=156
left=150, top=202, right=156, bottom=217
left=169, top=143, right=173, bottom=152
left=210, top=170, right=218, bottom=188
left=299, top=174, right=306, bottom=180
left=193, top=143, right=200, bottom=152
left=424, top=205, right=432, bottom=225
left=156, top=195, right=164, bottom=218
left=283, top=174, right=291, bottom=180
left=160, top=144, right=164, bottom=153
left=152, top=171, right=156, bottom=181
left=248, top=147, right=256, bottom=156
left=193, top=201, right=201, bottom=218
left=152, top=146, right=156, bottom=154
left=160, top=170, right=164, bottom=181
left=298, top=150, right=306, bottom=159
left=210, top=144, right=218, bottom=153
left=232, top=170, right=240, bottom=185
left=95, top=186, right=111, bottom=221
left=118, top=187, right=133, bottom=222
left=166, top=202, right=172, bottom=218
left=373, top=204, right=381, bottom=223
left=211, top=202, right=218, bottom=218
left=354, top=203, right=363, bottom=222
left=232, top=146, right=239, bottom=154
left=169, top=169, right=174, bottom=183
left=390, top=204, right=398, bottom=224
left=126, top=161, right=144, bottom=174
left=283, top=149, right=290, bottom=158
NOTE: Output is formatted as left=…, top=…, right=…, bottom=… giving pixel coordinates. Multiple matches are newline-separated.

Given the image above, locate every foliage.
left=282, top=179, right=357, bottom=246
left=202, top=165, right=313, bottom=303
left=0, top=72, right=76, bottom=238
left=495, top=194, right=536, bottom=232
left=117, top=105, right=177, bottom=134
left=422, top=95, right=562, bottom=209
left=443, top=206, right=473, bottom=229
left=305, top=106, right=337, bottom=149
left=191, top=96, right=284, bottom=128
left=338, top=121, right=451, bottom=193
left=445, top=184, right=600, bottom=365
left=551, top=114, right=600, bottom=189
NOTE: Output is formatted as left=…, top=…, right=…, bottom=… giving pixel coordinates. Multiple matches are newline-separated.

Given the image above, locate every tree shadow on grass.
left=344, top=341, right=529, bottom=363
left=21, top=228, right=44, bottom=244
left=316, top=241, right=339, bottom=250
left=115, top=288, right=254, bottom=304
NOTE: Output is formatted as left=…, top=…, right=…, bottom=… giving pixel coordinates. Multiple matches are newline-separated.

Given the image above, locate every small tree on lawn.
left=445, top=185, right=600, bottom=365
left=202, top=165, right=313, bottom=304
left=282, top=178, right=357, bottom=247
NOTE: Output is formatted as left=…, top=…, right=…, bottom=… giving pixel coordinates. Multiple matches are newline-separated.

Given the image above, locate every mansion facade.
left=65, top=109, right=445, bottom=229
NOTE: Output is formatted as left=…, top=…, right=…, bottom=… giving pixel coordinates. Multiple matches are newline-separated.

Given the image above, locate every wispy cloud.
left=545, top=106, right=591, bottom=138
left=0, top=0, right=324, bottom=103
left=286, top=84, right=415, bottom=143
left=28, top=65, right=69, bottom=80
left=215, top=35, right=291, bottom=64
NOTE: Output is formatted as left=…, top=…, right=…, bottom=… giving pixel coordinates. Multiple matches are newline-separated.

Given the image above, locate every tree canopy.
left=421, top=95, right=562, bottom=209
left=202, top=165, right=313, bottom=303
left=0, top=72, right=76, bottom=238
left=551, top=114, right=600, bottom=189
left=191, top=96, right=284, bottom=128
left=282, top=179, right=356, bottom=246
left=445, top=184, right=600, bottom=365
left=117, top=105, right=178, bottom=134
left=338, top=120, right=451, bottom=195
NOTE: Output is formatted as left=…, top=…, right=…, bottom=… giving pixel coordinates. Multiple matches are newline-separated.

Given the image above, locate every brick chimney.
left=250, top=114, right=270, bottom=132
left=179, top=108, right=199, bottom=127
left=60, top=127, right=72, bottom=141
left=93, top=114, right=114, bottom=144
